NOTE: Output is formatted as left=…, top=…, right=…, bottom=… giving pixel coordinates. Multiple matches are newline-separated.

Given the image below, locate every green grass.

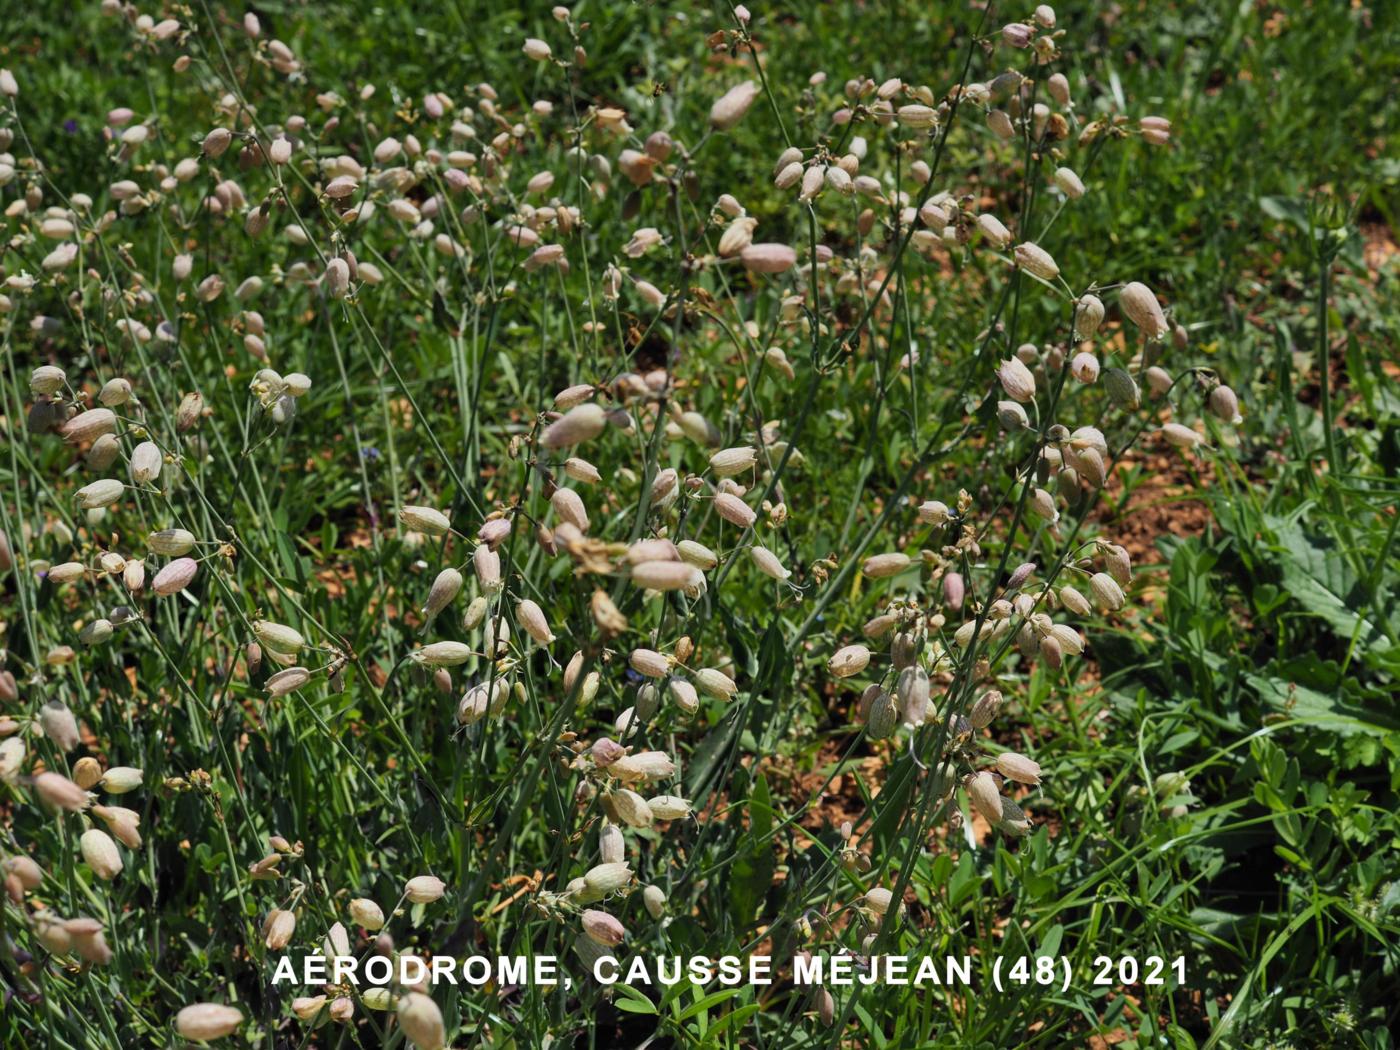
left=0, top=2, right=1397, bottom=1048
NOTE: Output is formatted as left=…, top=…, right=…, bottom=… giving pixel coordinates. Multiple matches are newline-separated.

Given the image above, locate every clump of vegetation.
left=0, top=1, right=1396, bottom=1047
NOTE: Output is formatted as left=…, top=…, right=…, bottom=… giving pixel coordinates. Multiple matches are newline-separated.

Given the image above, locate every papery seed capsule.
left=397, top=993, right=445, bottom=1050
left=862, top=552, right=911, bottom=578
left=1098, top=545, right=1130, bottom=587
left=516, top=598, right=554, bottom=644
left=1070, top=351, right=1099, bottom=384
left=176, top=392, right=204, bottom=432
left=710, top=80, right=759, bottom=131
left=413, top=642, right=472, bottom=667
left=713, top=493, right=756, bottom=528
left=997, top=752, right=1042, bottom=785
left=73, top=757, right=102, bottom=791
left=1013, top=242, right=1058, bottom=280
left=1089, top=571, right=1125, bottom=610
left=263, top=908, right=296, bottom=949
left=1103, top=368, right=1141, bottom=410
left=40, top=700, right=81, bottom=751
left=997, top=357, right=1037, bottom=402
left=694, top=667, right=736, bottom=701
left=265, top=666, right=311, bottom=697
left=1120, top=281, right=1168, bottom=338
left=1209, top=385, right=1242, bottom=424
left=976, top=213, right=1012, bottom=248
left=609, top=750, right=675, bottom=783
left=253, top=620, right=304, bottom=655
left=583, top=861, right=633, bottom=896
left=646, top=794, right=691, bottom=820
left=1074, top=293, right=1105, bottom=339
left=541, top=403, right=606, bottom=449
left=749, top=546, right=790, bottom=580
left=79, top=618, right=114, bottom=646
left=642, top=884, right=666, bottom=918
left=48, top=561, right=88, bottom=585
left=152, top=557, right=198, bottom=595
left=865, top=887, right=894, bottom=916
left=421, top=568, right=463, bottom=623
left=400, top=505, right=451, bottom=536
left=1049, top=623, right=1084, bottom=655
left=629, top=649, right=670, bottom=678
left=582, top=909, right=627, bottom=947
left=1053, top=167, right=1085, bottom=199
left=148, top=528, right=197, bottom=556
left=667, top=677, right=698, bottom=715
left=129, top=441, right=163, bottom=484
left=176, top=1004, right=243, bottom=1041
left=828, top=644, right=870, bottom=678
left=969, top=689, right=1003, bottom=729
left=34, top=771, right=89, bottom=811
left=100, top=767, right=143, bottom=794
left=866, top=691, right=898, bottom=738
left=550, top=488, right=588, bottom=533
left=740, top=243, right=797, bottom=274
left=349, top=898, right=385, bottom=930
left=61, top=408, right=117, bottom=445
left=967, top=771, right=1004, bottom=822
left=710, top=446, right=758, bottom=477
left=1002, top=22, right=1033, bottom=47
left=564, top=457, right=601, bottom=484
left=30, top=365, right=66, bottom=395
left=631, top=561, right=702, bottom=592
left=84, top=434, right=121, bottom=473
left=896, top=666, right=931, bottom=726
left=404, top=875, right=447, bottom=903
left=1059, top=585, right=1092, bottom=616
left=1161, top=422, right=1204, bottom=449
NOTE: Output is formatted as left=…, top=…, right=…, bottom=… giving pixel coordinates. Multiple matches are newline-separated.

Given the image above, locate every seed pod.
left=1089, top=572, right=1125, bottom=610
left=564, top=457, right=601, bottom=484
left=740, top=243, right=796, bottom=274
left=866, top=691, right=898, bottom=738
left=59, top=408, right=116, bottom=445
left=404, top=875, right=447, bottom=903
left=966, top=771, right=1004, bottom=823
left=537, top=403, right=604, bottom=448
left=176, top=1003, right=243, bottom=1041
left=75, top=478, right=124, bottom=511
left=943, top=571, right=966, bottom=611
left=1120, top=282, right=1168, bottom=338
left=713, top=492, right=756, bottom=528
left=861, top=551, right=911, bottom=579
left=176, top=392, right=204, bottom=431
left=710, top=446, right=758, bottom=477
left=1209, top=385, right=1242, bottom=424
left=997, top=357, right=1037, bottom=402
left=263, top=908, right=296, bottom=949
left=202, top=126, right=234, bottom=157
left=1053, top=167, right=1085, bottom=199
left=100, top=766, right=143, bottom=794
left=1070, top=351, right=1099, bottom=383
left=750, top=545, right=790, bottom=580
left=865, top=887, right=894, bottom=916
left=694, top=667, right=737, bottom=700
left=400, top=505, right=451, bottom=536
left=33, top=771, right=89, bottom=811
left=148, top=528, right=197, bottom=555
left=79, top=828, right=121, bottom=881
left=413, top=641, right=473, bottom=668
left=265, top=666, right=311, bottom=697
left=632, top=561, right=701, bottom=591
left=642, top=884, right=666, bottom=919
left=1103, top=368, right=1141, bottom=410
left=1048, top=623, right=1084, bottom=655
left=896, top=666, right=931, bottom=726
left=629, top=649, right=670, bottom=678
left=1013, top=242, right=1059, bottom=280
left=516, top=599, right=554, bottom=644
left=551, top=488, right=589, bottom=532
left=969, top=689, right=1003, bottom=729
left=996, top=752, right=1042, bottom=785
left=828, top=644, right=870, bottom=678
left=253, top=620, right=304, bottom=656
left=1074, top=294, right=1105, bottom=339
left=583, top=861, right=633, bottom=896
left=127, top=440, right=163, bottom=484
left=1161, top=422, right=1204, bottom=449
left=609, top=750, right=675, bottom=783
left=976, top=213, right=1012, bottom=248
left=668, top=677, right=699, bottom=715
left=397, top=992, right=445, bottom=1050
left=152, top=557, right=198, bottom=595
left=710, top=80, right=759, bottom=131
left=79, top=619, right=114, bottom=646
left=581, top=908, right=627, bottom=947
left=78, top=828, right=120, bottom=879
left=420, top=568, right=463, bottom=623
left=349, top=898, right=385, bottom=930
left=1059, top=585, right=1092, bottom=616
